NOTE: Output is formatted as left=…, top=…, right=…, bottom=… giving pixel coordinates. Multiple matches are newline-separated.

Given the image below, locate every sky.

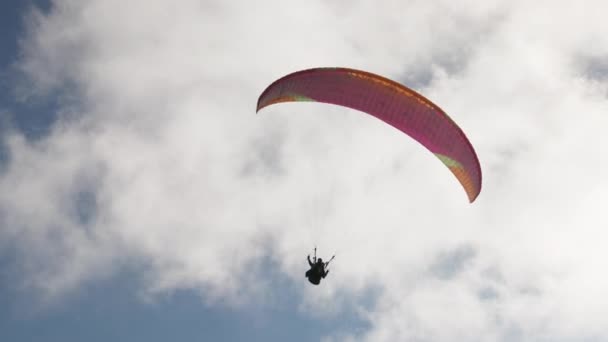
left=1, top=0, right=608, bottom=341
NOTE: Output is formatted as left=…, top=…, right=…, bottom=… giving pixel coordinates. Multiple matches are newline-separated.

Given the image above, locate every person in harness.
left=305, top=247, right=334, bottom=285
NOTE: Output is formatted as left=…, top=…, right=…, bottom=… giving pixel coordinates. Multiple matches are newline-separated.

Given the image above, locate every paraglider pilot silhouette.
left=306, top=247, right=335, bottom=285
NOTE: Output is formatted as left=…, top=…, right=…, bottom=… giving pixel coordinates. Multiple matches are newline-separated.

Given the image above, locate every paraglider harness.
left=305, top=247, right=335, bottom=285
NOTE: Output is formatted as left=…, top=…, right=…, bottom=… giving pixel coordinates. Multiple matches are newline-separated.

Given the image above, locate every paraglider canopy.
left=257, top=67, right=482, bottom=202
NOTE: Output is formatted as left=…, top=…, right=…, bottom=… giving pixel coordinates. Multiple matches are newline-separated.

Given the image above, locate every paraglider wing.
left=256, top=67, right=482, bottom=202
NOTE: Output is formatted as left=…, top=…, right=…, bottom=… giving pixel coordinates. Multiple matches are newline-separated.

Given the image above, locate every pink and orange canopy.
left=256, top=67, right=482, bottom=202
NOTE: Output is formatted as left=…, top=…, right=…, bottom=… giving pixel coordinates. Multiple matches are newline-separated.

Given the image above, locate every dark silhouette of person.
left=305, top=254, right=329, bottom=285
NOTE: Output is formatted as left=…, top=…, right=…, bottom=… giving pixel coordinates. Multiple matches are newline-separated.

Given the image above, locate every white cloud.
left=2, top=0, right=608, bottom=340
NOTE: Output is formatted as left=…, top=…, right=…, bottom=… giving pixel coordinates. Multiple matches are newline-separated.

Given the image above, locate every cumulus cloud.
left=2, top=0, right=608, bottom=340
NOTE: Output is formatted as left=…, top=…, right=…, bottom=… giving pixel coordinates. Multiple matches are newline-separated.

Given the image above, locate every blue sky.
left=2, top=1, right=608, bottom=341
left=0, top=0, right=58, bottom=141
left=1, top=265, right=364, bottom=341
